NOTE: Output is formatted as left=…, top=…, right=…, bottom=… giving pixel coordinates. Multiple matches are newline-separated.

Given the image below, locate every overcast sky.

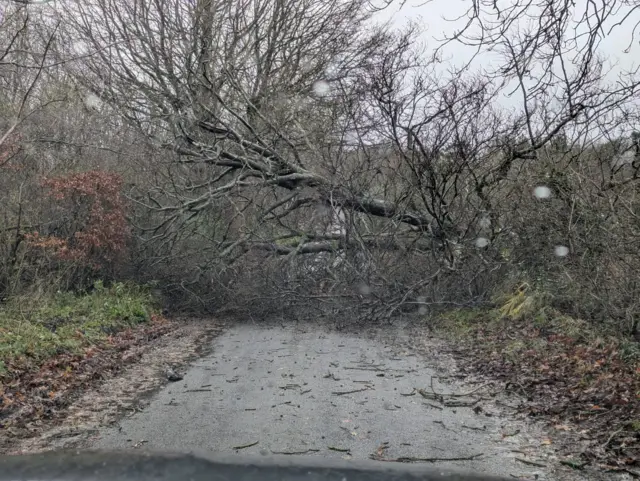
left=376, top=0, right=640, bottom=110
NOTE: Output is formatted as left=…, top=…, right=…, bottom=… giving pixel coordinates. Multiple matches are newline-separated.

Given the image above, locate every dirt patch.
left=2, top=317, right=223, bottom=454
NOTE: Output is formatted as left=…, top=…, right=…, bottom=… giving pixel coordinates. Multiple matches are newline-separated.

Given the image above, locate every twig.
left=416, top=388, right=439, bottom=400
left=332, top=387, right=370, bottom=395
left=424, top=402, right=443, bottom=410
left=343, top=367, right=387, bottom=372
left=271, top=449, right=320, bottom=455
left=461, top=424, right=486, bottom=431
left=184, top=389, right=212, bottom=392
left=328, top=446, right=351, bottom=452
left=371, top=453, right=483, bottom=463
left=232, top=441, right=259, bottom=450
left=610, top=467, right=640, bottom=478
left=444, top=399, right=481, bottom=407
left=433, top=420, right=455, bottom=432
left=445, top=383, right=489, bottom=397
left=400, top=389, right=416, bottom=396
left=559, top=459, right=588, bottom=470
left=602, top=427, right=623, bottom=449
left=515, top=458, right=547, bottom=467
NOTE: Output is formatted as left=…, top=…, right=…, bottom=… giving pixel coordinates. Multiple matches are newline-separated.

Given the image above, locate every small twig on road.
left=232, top=441, right=259, bottom=450
left=502, top=429, right=520, bottom=438
left=245, top=408, right=257, bottom=411
left=607, top=467, right=640, bottom=478
left=515, top=458, right=547, bottom=468
left=343, top=367, right=387, bottom=372
left=433, top=420, right=455, bottom=432
left=461, top=424, right=486, bottom=431
left=328, top=446, right=351, bottom=453
left=370, top=453, right=483, bottom=463
left=184, top=389, right=212, bottom=392
left=300, top=389, right=312, bottom=394
left=445, top=383, right=490, bottom=397
left=444, top=399, right=481, bottom=408
left=400, top=389, right=416, bottom=396
left=271, top=449, right=320, bottom=455
left=424, top=403, right=443, bottom=410
left=559, top=459, right=588, bottom=470
left=416, top=388, right=441, bottom=401
left=332, top=387, right=370, bottom=396
left=602, top=428, right=624, bottom=449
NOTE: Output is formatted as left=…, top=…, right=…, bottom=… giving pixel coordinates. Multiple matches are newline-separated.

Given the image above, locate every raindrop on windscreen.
left=313, top=80, right=331, bottom=97
left=84, top=93, right=102, bottom=110
left=554, top=245, right=569, bottom=257
left=534, top=185, right=552, bottom=199
left=479, top=216, right=491, bottom=229
left=357, top=283, right=371, bottom=295
left=417, top=296, right=427, bottom=315
left=475, top=237, right=490, bottom=248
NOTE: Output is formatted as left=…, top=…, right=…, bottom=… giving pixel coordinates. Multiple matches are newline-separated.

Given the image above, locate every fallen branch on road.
left=461, top=424, right=486, bottom=431
left=370, top=453, right=484, bottom=463
left=232, top=441, right=259, bottom=450
left=515, top=457, right=547, bottom=468
left=328, top=446, right=351, bottom=453
left=332, top=387, right=370, bottom=395
left=559, top=459, right=588, bottom=470
left=271, top=449, right=320, bottom=455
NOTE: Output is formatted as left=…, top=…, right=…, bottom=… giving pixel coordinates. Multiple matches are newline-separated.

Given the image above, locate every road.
left=89, top=324, right=550, bottom=479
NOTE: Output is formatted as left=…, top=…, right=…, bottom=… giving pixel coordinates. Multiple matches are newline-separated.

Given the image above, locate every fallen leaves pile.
left=0, top=317, right=174, bottom=448
left=450, top=316, right=640, bottom=473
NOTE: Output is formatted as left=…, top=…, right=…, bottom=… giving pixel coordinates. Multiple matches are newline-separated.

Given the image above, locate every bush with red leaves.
left=25, top=171, right=129, bottom=280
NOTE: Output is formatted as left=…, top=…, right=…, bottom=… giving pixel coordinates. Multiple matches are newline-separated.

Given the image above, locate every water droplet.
left=479, top=216, right=491, bottom=229
left=554, top=245, right=569, bottom=257
left=85, top=93, right=102, bottom=110
left=475, top=237, right=490, bottom=248
left=313, top=80, right=331, bottom=97
left=534, top=186, right=552, bottom=199
left=418, top=306, right=428, bottom=315
left=357, top=283, right=371, bottom=295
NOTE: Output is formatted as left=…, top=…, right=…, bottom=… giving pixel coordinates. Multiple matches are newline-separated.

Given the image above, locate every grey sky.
left=376, top=0, right=640, bottom=113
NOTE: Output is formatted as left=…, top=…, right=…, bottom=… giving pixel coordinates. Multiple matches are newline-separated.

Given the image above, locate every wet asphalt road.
left=91, top=325, right=542, bottom=479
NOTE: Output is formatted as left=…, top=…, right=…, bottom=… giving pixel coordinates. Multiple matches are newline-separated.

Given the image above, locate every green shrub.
left=0, top=281, right=158, bottom=378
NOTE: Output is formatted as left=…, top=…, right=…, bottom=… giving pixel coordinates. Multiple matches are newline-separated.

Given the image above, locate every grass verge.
left=0, top=281, right=173, bottom=441
left=0, top=281, right=157, bottom=380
